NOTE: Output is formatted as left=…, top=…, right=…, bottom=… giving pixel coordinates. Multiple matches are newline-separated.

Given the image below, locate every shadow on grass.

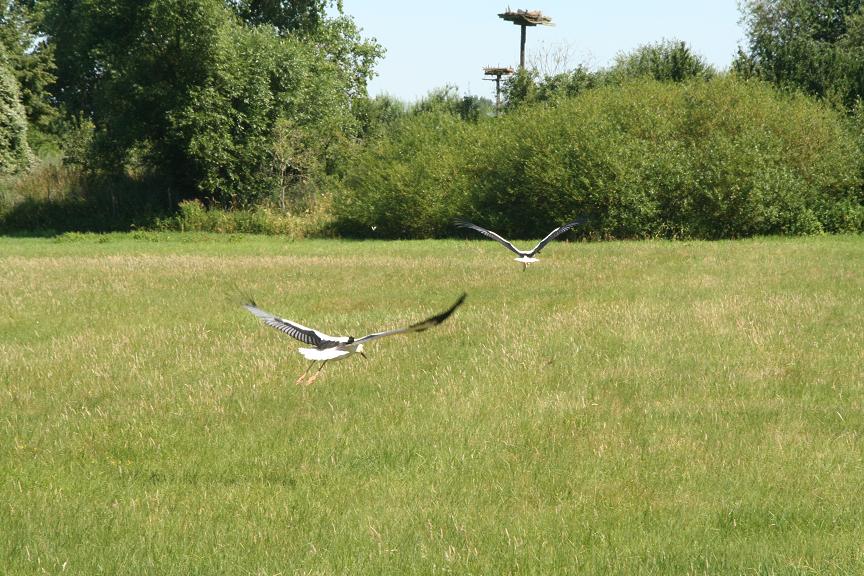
left=0, top=172, right=176, bottom=237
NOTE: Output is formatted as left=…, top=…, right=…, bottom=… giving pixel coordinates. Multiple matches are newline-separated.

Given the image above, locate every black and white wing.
left=455, top=219, right=525, bottom=256
left=244, top=301, right=342, bottom=348
left=353, top=293, right=467, bottom=345
left=527, top=219, right=585, bottom=256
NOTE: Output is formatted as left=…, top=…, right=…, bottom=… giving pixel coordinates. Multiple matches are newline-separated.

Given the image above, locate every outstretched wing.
left=527, top=219, right=585, bottom=256
left=455, top=219, right=525, bottom=256
left=353, top=293, right=467, bottom=345
left=244, top=300, right=341, bottom=348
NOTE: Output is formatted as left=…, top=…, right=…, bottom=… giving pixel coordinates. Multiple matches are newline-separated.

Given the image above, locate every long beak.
left=359, top=351, right=368, bottom=359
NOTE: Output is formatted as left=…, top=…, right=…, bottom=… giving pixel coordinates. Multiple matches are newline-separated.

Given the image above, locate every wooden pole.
left=520, top=24, right=527, bottom=69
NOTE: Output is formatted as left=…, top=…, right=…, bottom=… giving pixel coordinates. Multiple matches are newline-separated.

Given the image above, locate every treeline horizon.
left=1, top=0, right=863, bottom=238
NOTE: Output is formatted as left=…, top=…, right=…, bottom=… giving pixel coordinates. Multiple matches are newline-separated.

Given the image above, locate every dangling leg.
left=306, top=361, right=328, bottom=385
left=296, top=361, right=316, bottom=384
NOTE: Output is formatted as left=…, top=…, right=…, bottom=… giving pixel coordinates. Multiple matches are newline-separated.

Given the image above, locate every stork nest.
left=497, top=9, right=553, bottom=26
left=483, top=66, right=515, bottom=76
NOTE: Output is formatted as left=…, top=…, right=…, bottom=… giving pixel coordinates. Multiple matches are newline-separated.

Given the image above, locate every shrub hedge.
left=333, top=111, right=474, bottom=238
left=334, top=77, right=864, bottom=239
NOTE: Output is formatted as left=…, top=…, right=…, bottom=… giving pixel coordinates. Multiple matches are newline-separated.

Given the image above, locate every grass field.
left=1, top=232, right=863, bottom=575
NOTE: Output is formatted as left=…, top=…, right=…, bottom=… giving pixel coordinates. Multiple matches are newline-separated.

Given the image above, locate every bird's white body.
left=515, top=255, right=539, bottom=264
left=298, top=344, right=360, bottom=361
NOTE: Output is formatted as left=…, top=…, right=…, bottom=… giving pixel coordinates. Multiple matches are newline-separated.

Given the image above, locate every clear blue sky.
left=338, top=2, right=747, bottom=102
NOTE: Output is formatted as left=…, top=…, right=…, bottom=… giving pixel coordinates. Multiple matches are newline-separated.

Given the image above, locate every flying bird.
left=243, top=293, right=466, bottom=384
left=455, top=218, right=585, bottom=270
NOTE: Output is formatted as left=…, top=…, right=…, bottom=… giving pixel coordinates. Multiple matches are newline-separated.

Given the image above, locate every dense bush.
left=333, top=110, right=475, bottom=237
left=334, top=76, right=864, bottom=239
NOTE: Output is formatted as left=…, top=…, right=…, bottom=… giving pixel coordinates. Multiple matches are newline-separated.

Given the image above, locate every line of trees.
left=1, top=0, right=864, bottom=237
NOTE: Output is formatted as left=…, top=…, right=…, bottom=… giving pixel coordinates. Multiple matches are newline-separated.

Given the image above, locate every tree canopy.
left=38, top=0, right=382, bottom=204
left=0, top=1, right=56, bottom=137
left=0, top=42, right=32, bottom=174
left=736, top=0, right=864, bottom=108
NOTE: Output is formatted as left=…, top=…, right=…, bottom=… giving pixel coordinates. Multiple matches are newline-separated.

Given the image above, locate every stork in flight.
left=243, top=293, right=466, bottom=384
left=455, top=218, right=585, bottom=270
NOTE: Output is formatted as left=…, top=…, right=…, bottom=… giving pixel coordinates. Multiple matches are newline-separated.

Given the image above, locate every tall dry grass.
left=1, top=233, right=862, bottom=574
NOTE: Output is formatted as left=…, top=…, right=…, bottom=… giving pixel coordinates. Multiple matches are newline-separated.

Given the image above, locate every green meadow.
left=1, top=232, right=863, bottom=575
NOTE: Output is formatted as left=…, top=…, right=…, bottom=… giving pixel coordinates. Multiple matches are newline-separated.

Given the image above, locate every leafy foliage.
left=502, top=69, right=540, bottom=109
left=736, top=0, right=864, bottom=108
left=0, top=45, right=32, bottom=175
left=411, top=86, right=494, bottom=122
left=4, top=2, right=864, bottom=240
left=0, top=169, right=174, bottom=234
left=168, top=21, right=357, bottom=205
left=0, top=1, right=56, bottom=137
left=504, top=40, right=712, bottom=110
left=228, top=0, right=334, bottom=33
left=604, top=40, right=715, bottom=83
left=333, top=108, right=475, bottom=237
left=335, top=77, right=864, bottom=239
left=352, top=94, right=407, bottom=140
left=40, top=0, right=381, bottom=206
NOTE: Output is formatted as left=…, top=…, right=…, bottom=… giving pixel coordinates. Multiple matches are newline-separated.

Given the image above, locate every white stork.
left=455, top=218, right=585, bottom=270
left=244, top=293, right=466, bottom=384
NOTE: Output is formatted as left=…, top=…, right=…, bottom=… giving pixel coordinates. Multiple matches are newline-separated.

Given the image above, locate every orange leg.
left=305, top=361, right=328, bottom=385
left=296, top=361, right=316, bottom=385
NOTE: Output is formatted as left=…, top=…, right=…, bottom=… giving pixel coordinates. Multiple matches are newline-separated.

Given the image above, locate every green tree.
left=41, top=0, right=381, bottom=205
left=352, top=94, right=406, bottom=140
left=532, top=66, right=597, bottom=103
left=736, top=0, right=864, bottom=108
left=228, top=1, right=382, bottom=100
left=0, top=1, right=56, bottom=138
left=228, top=0, right=331, bottom=32
left=410, top=86, right=493, bottom=122
left=604, top=40, right=714, bottom=83
left=502, top=69, right=539, bottom=110
left=0, top=43, right=32, bottom=174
